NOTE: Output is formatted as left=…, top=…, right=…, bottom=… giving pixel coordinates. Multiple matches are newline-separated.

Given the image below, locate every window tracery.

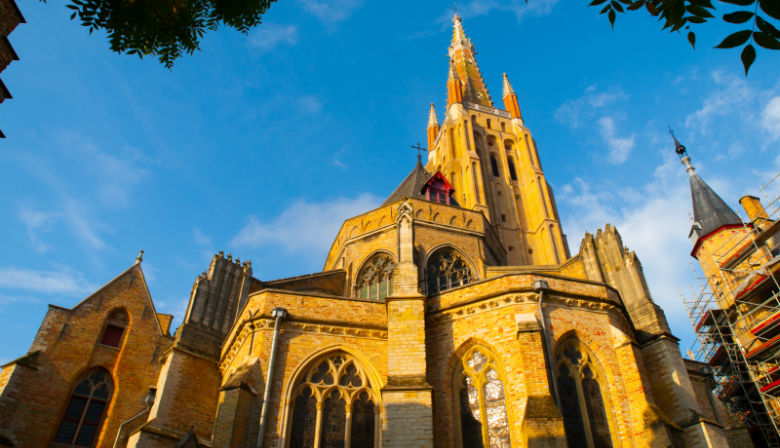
left=426, top=248, right=473, bottom=294
left=54, top=371, right=113, bottom=446
left=455, top=347, right=511, bottom=448
left=288, top=352, right=378, bottom=448
left=555, top=338, right=613, bottom=448
left=355, top=254, right=395, bottom=301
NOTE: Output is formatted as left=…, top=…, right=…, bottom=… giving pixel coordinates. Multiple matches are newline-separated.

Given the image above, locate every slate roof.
left=381, top=159, right=434, bottom=207
left=689, top=172, right=742, bottom=238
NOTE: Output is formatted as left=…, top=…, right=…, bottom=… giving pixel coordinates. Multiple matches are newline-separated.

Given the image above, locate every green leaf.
left=609, top=8, right=617, bottom=28
left=741, top=44, right=756, bottom=74
left=627, top=1, right=644, bottom=11
left=756, top=15, right=780, bottom=38
left=589, top=0, right=609, bottom=5
left=753, top=31, right=780, bottom=49
left=723, top=11, right=754, bottom=23
left=688, top=31, right=696, bottom=48
left=687, top=5, right=714, bottom=17
left=716, top=29, right=752, bottom=48
left=611, top=0, right=625, bottom=12
left=719, top=0, right=756, bottom=5
left=760, top=0, right=780, bottom=20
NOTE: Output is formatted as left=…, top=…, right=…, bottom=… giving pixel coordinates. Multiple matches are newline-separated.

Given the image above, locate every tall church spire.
left=448, top=14, right=492, bottom=107
left=427, top=103, right=440, bottom=151
left=502, top=73, right=522, bottom=120
left=673, top=131, right=741, bottom=243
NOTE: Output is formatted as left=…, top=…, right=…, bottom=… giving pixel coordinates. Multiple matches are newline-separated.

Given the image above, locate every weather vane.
left=449, top=2, right=461, bottom=15
left=411, top=142, right=426, bottom=162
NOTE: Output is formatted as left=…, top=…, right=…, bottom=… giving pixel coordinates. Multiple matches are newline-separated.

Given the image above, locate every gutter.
left=113, top=388, right=156, bottom=448
left=256, top=307, right=288, bottom=448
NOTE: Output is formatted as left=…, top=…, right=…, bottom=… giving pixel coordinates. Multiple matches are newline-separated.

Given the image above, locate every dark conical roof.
left=689, top=172, right=741, bottom=239
left=381, top=159, right=432, bottom=207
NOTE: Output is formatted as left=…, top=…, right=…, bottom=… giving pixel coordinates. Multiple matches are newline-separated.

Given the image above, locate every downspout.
left=534, top=279, right=562, bottom=411
left=113, top=388, right=156, bottom=448
left=256, top=307, right=288, bottom=448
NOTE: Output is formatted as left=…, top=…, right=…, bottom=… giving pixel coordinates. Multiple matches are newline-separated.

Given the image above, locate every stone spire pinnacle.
left=135, top=250, right=144, bottom=264
left=670, top=128, right=695, bottom=174
left=502, top=72, right=515, bottom=97
left=428, top=103, right=438, bottom=127
left=448, top=14, right=492, bottom=107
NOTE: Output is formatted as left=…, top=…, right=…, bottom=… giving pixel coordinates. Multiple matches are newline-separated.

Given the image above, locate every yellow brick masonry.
left=0, top=264, right=172, bottom=448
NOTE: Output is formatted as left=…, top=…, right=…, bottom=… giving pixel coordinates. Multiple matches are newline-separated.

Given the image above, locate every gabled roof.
left=381, top=159, right=433, bottom=207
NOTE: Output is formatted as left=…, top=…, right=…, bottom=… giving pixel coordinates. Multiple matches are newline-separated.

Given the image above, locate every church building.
left=0, top=15, right=745, bottom=448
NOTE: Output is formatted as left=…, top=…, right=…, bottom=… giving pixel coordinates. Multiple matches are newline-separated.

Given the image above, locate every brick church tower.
left=0, top=14, right=745, bottom=448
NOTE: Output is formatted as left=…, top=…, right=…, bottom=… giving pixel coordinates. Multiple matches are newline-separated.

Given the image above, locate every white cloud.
left=554, top=85, right=628, bottom=129
left=249, top=24, right=300, bottom=52
left=19, top=208, right=60, bottom=254
left=62, top=199, right=107, bottom=251
left=192, top=228, right=213, bottom=247
left=598, top=116, right=635, bottom=164
left=761, top=96, right=780, bottom=141
left=452, top=0, right=558, bottom=22
left=0, top=266, right=96, bottom=296
left=297, top=0, right=363, bottom=25
left=230, top=193, right=381, bottom=253
left=685, top=71, right=754, bottom=133
left=298, top=96, right=323, bottom=114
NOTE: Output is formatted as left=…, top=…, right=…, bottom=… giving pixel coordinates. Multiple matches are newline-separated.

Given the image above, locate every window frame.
left=53, top=370, right=113, bottom=447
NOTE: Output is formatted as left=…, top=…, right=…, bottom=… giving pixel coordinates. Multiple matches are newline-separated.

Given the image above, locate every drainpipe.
left=113, top=388, right=156, bottom=448
left=256, top=307, right=288, bottom=448
left=534, top=279, right=562, bottom=412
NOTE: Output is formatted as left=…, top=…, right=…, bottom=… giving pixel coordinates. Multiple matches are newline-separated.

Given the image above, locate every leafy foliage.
left=52, top=0, right=276, bottom=68
left=587, top=0, right=780, bottom=74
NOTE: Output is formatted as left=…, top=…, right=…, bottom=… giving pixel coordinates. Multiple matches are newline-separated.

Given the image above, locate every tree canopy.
left=56, top=0, right=779, bottom=72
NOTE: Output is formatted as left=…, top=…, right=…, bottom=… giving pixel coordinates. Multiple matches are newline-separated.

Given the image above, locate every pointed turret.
left=673, top=131, right=741, bottom=246
left=446, top=61, right=463, bottom=106
left=448, top=14, right=492, bottom=107
left=427, top=103, right=439, bottom=151
left=501, top=73, right=522, bottom=120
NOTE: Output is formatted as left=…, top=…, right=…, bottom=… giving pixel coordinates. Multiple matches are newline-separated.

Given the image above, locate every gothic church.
left=0, top=15, right=744, bottom=448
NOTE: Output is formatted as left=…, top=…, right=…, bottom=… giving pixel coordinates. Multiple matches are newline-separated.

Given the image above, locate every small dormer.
left=422, top=172, right=458, bottom=206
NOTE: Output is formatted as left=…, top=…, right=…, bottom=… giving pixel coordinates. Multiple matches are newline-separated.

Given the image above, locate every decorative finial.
left=502, top=73, right=515, bottom=97
left=135, top=250, right=144, bottom=264
left=428, top=103, right=438, bottom=127
left=669, top=127, right=695, bottom=174
left=227, top=252, right=232, bottom=261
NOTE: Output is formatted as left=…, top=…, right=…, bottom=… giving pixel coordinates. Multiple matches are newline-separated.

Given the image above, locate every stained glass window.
left=455, top=347, right=511, bottom=448
left=355, top=253, right=395, bottom=301
left=555, top=339, right=613, bottom=448
left=289, top=352, right=378, bottom=448
left=426, top=248, right=473, bottom=294
left=55, top=371, right=112, bottom=446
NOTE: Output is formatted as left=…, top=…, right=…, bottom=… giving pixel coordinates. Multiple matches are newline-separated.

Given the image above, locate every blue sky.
left=0, top=0, right=778, bottom=364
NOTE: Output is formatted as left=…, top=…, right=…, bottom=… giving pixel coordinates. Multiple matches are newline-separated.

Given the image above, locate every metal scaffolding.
left=684, top=171, right=780, bottom=447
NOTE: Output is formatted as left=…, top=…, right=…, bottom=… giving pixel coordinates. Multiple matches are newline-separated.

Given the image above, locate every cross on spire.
left=449, top=2, right=461, bottom=15
left=411, top=142, right=426, bottom=162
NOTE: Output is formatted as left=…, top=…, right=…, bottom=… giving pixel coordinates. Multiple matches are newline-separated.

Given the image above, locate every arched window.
left=288, top=352, right=378, bottom=448
left=99, top=308, right=128, bottom=348
left=490, top=154, right=499, bottom=177
left=507, top=157, right=517, bottom=181
left=426, top=247, right=472, bottom=294
left=454, top=346, right=511, bottom=448
left=54, top=371, right=113, bottom=446
left=355, top=253, right=395, bottom=301
left=555, top=338, right=613, bottom=448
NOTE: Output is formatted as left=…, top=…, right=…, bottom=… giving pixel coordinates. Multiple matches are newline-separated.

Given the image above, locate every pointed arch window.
left=288, top=352, right=379, bottom=448
left=490, top=154, right=499, bottom=177
left=507, top=157, right=517, bottom=181
left=555, top=338, right=613, bottom=448
left=426, top=248, right=473, bottom=294
left=99, top=308, right=128, bottom=348
left=355, top=253, right=395, bottom=301
left=54, top=371, right=113, bottom=446
left=454, top=346, right=511, bottom=448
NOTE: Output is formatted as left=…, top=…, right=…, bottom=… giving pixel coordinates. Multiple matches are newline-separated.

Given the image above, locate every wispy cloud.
left=598, top=117, right=635, bottom=164
left=249, top=24, right=300, bottom=52
left=448, top=0, right=558, bottom=22
left=297, top=0, right=363, bottom=26
left=0, top=266, right=97, bottom=296
left=192, top=228, right=213, bottom=247
left=230, top=193, right=381, bottom=253
left=298, top=95, right=323, bottom=114
left=19, top=208, right=60, bottom=254
left=555, top=85, right=628, bottom=129
left=761, top=96, right=780, bottom=142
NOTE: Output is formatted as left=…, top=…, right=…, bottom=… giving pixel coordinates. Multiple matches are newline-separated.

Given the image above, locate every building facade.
left=0, top=15, right=744, bottom=448
left=677, top=135, right=780, bottom=447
